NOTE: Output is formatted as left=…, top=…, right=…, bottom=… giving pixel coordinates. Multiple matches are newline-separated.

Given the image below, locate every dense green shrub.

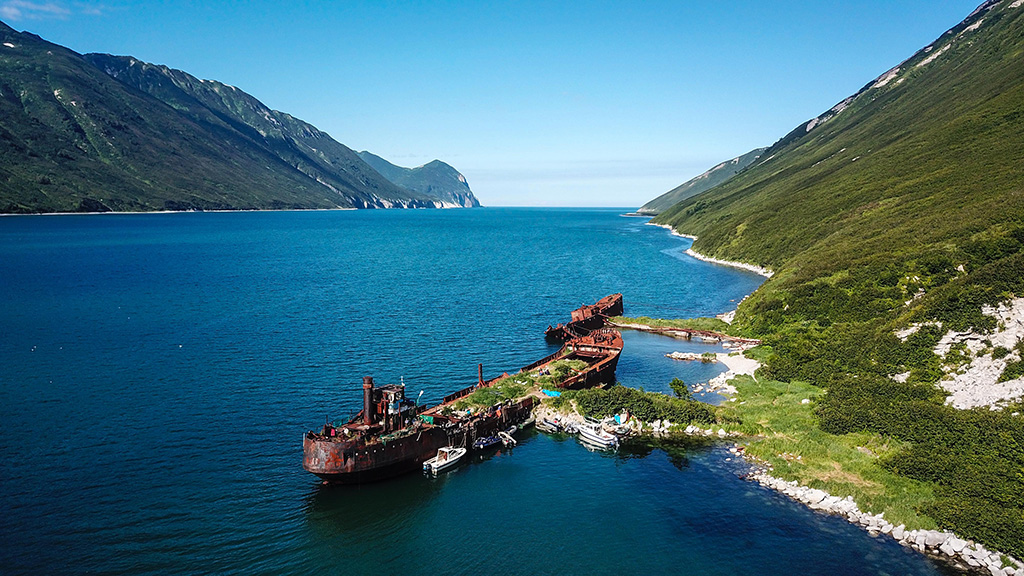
left=815, top=374, right=944, bottom=436
left=562, top=385, right=716, bottom=426
left=916, top=251, right=1024, bottom=332
left=669, top=378, right=691, bottom=399
left=817, top=372, right=1024, bottom=558
left=1000, top=359, right=1024, bottom=383
left=925, top=497, right=1024, bottom=561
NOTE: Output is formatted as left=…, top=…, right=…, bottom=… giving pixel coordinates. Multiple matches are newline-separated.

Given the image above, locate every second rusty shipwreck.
left=303, top=294, right=625, bottom=484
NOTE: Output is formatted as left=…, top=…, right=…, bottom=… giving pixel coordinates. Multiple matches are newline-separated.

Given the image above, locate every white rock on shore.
left=666, top=351, right=716, bottom=362
left=683, top=248, right=774, bottom=278
left=702, top=352, right=761, bottom=396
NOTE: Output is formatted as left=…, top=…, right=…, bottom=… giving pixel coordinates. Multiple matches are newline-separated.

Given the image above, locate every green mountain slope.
left=83, top=53, right=447, bottom=209
left=357, top=151, right=480, bottom=207
left=0, top=21, right=445, bottom=213
left=654, top=0, right=1024, bottom=556
left=654, top=1, right=1023, bottom=276
left=637, top=147, right=766, bottom=215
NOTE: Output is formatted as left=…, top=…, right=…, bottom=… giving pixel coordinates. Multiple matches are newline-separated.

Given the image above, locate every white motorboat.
left=578, top=423, right=618, bottom=449
left=423, top=446, right=467, bottom=474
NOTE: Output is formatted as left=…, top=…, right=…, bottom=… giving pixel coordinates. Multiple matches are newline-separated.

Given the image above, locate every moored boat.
left=537, top=418, right=561, bottom=433
left=423, top=446, right=467, bottom=474
left=303, top=376, right=536, bottom=484
left=303, top=295, right=626, bottom=484
left=473, top=435, right=501, bottom=450
left=578, top=423, right=618, bottom=449
left=498, top=430, right=517, bottom=447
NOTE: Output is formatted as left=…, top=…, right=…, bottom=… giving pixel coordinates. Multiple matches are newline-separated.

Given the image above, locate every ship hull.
left=304, top=398, right=535, bottom=484
left=303, top=428, right=454, bottom=484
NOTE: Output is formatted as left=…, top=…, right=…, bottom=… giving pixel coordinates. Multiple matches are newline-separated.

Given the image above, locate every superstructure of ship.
left=303, top=295, right=625, bottom=484
left=544, top=293, right=623, bottom=341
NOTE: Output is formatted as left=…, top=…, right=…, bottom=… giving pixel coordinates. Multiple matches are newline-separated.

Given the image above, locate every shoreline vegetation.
left=607, top=315, right=735, bottom=336
left=645, top=213, right=1024, bottom=566
left=543, top=317, right=1024, bottom=574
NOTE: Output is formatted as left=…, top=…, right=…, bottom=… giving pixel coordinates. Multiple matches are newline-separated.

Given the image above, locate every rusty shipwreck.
left=545, top=293, right=623, bottom=341
left=303, top=295, right=625, bottom=484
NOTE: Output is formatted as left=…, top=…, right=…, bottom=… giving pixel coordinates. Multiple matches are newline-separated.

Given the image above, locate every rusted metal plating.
left=545, top=293, right=624, bottom=341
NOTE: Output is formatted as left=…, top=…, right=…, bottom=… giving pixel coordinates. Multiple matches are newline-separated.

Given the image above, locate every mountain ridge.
left=82, top=53, right=458, bottom=210
left=0, top=21, right=469, bottom=213
left=637, top=147, right=766, bottom=215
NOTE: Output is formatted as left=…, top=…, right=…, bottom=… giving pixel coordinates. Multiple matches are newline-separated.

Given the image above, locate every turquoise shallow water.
left=0, top=208, right=953, bottom=575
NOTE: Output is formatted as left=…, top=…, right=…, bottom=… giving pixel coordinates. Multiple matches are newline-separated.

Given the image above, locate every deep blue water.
left=0, top=208, right=952, bottom=575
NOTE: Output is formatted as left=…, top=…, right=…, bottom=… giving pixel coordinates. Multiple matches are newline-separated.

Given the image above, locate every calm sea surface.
left=0, top=208, right=953, bottom=575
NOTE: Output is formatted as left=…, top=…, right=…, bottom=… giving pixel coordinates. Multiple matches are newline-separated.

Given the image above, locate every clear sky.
left=2, top=0, right=985, bottom=207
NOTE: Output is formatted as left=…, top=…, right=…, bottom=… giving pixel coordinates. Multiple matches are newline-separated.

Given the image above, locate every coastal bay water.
left=0, top=208, right=953, bottom=575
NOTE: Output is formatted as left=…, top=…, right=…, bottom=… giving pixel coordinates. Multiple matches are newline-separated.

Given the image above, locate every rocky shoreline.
left=709, top=351, right=1022, bottom=575
left=646, top=222, right=774, bottom=277
left=536, top=334, right=1022, bottom=574
left=746, top=463, right=1022, bottom=575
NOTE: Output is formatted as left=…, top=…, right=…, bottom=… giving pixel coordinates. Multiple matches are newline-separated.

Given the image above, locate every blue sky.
left=2, top=0, right=984, bottom=207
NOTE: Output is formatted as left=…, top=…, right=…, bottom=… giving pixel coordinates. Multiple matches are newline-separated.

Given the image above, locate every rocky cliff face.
left=357, top=151, right=480, bottom=207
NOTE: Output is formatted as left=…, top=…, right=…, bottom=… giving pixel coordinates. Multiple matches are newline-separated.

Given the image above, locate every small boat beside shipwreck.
left=303, top=295, right=626, bottom=484
left=423, top=446, right=467, bottom=474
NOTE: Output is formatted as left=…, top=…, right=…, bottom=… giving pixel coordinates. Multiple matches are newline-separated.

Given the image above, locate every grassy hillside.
left=637, top=147, right=766, bottom=215
left=0, top=22, right=350, bottom=212
left=655, top=2, right=1023, bottom=278
left=0, top=22, right=448, bottom=213
left=654, top=0, right=1024, bottom=557
left=84, top=54, right=442, bottom=209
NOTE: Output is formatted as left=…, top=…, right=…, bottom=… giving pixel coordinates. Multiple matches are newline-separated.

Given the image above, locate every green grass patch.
left=453, top=359, right=590, bottom=411
left=720, top=375, right=939, bottom=531
left=550, top=385, right=716, bottom=426
left=611, top=315, right=734, bottom=334
left=742, top=344, right=773, bottom=364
